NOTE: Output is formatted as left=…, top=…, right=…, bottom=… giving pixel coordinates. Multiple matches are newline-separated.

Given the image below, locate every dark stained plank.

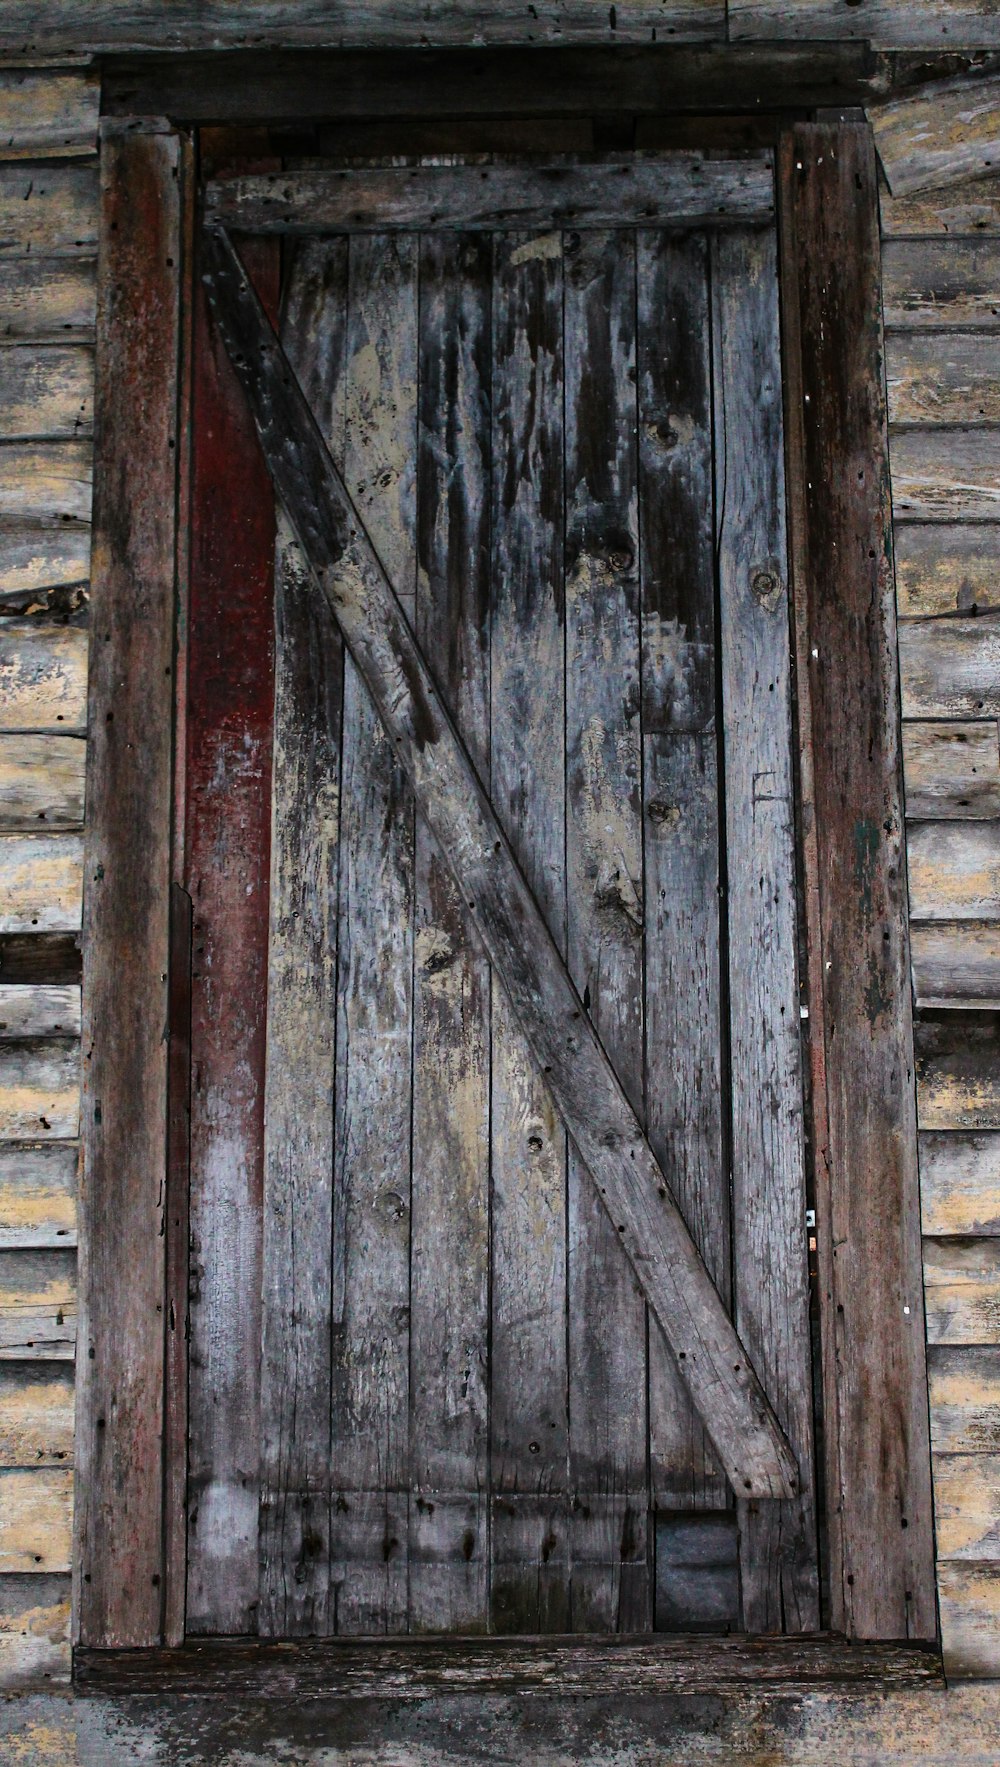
left=202, top=224, right=799, bottom=1503
left=75, top=123, right=180, bottom=1649
left=409, top=232, right=491, bottom=1633
left=778, top=123, right=937, bottom=1642
left=563, top=227, right=648, bottom=1632
left=637, top=230, right=728, bottom=1517
left=0, top=935, right=80, bottom=989
left=184, top=213, right=278, bottom=1636
left=329, top=233, right=417, bottom=1635
left=258, top=240, right=347, bottom=1641
left=489, top=228, right=569, bottom=1633
left=207, top=157, right=773, bottom=235
left=713, top=226, right=818, bottom=1635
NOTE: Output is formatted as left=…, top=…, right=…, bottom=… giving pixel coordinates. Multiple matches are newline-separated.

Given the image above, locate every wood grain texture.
left=0, top=735, right=84, bottom=829
left=0, top=835, right=81, bottom=932
left=0, top=1143, right=76, bottom=1249
left=638, top=231, right=727, bottom=1518
left=0, top=1468, right=71, bottom=1574
left=0, top=1248, right=75, bottom=1360
left=938, top=1560, right=1000, bottom=1676
left=0, top=1363, right=73, bottom=1466
left=0, top=1, right=726, bottom=53
left=902, top=719, right=1000, bottom=818
left=779, top=123, right=935, bottom=1641
left=0, top=1573, right=69, bottom=1691
left=488, top=228, right=570, bottom=1634
left=409, top=231, right=491, bottom=1633
left=0, top=69, right=98, bottom=159
left=0, top=443, right=91, bottom=523
left=929, top=1345, right=1000, bottom=1449
left=933, top=1451, right=1000, bottom=1558
left=0, top=346, right=92, bottom=444
left=889, top=429, right=1000, bottom=519
left=887, top=332, right=1000, bottom=425
left=0, top=1042, right=78, bottom=1141
left=75, top=125, right=181, bottom=1651
left=732, top=2, right=1000, bottom=48
left=0, top=622, right=86, bottom=734
left=872, top=75, right=1000, bottom=199
left=714, top=225, right=817, bottom=1635
left=907, top=820, right=1000, bottom=919
left=563, top=227, right=648, bottom=1633
left=208, top=158, right=773, bottom=235
left=921, top=1131, right=1000, bottom=1233
left=0, top=258, right=96, bottom=344
left=259, top=240, right=346, bottom=1640
left=0, top=531, right=89, bottom=613
left=919, top=1052, right=1000, bottom=1129
left=0, top=987, right=79, bottom=1041
left=912, top=920, right=1000, bottom=1007
left=899, top=616, right=1000, bottom=719
left=0, top=933, right=80, bottom=988
left=925, top=1237, right=1000, bottom=1343
left=0, top=166, right=97, bottom=259
left=882, top=239, right=1000, bottom=329
left=895, top=523, right=1000, bottom=618
left=203, top=219, right=801, bottom=1504
left=881, top=172, right=1000, bottom=238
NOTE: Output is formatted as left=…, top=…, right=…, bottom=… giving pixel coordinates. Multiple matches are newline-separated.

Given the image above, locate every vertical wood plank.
left=713, top=225, right=819, bottom=1634
left=409, top=232, right=492, bottom=1633
left=563, top=227, right=648, bottom=1632
left=259, top=241, right=348, bottom=1638
left=185, top=211, right=278, bottom=1635
left=778, top=122, right=937, bottom=1641
left=637, top=230, right=729, bottom=1524
left=489, top=229, right=569, bottom=1634
left=75, top=122, right=180, bottom=1648
left=164, top=882, right=192, bottom=1648
left=329, top=233, right=417, bottom=1635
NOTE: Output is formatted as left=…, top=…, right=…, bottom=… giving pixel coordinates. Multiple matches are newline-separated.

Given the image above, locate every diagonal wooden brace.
left=200, top=222, right=799, bottom=1502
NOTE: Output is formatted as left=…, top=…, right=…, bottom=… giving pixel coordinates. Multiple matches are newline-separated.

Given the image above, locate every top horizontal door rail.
left=204, top=155, right=774, bottom=233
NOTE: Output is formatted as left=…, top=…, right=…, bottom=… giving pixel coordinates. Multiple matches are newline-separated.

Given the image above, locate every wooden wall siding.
left=732, top=4, right=1000, bottom=47
left=883, top=153, right=1000, bottom=1672
left=0, top=65, right=95, bottom=1691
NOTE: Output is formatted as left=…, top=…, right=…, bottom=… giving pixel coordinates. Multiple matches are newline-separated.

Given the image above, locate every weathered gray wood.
left=903, top=719, right=1000, bottom=819
left=881, top=173, right=1000, bottom=238
left=882, top=240, right=1000, bottom=330
left=0, top=443, right=91, bottom=524
left=0, top=622, right=87, bottom=735
left=0, top=1468, right=72, bottom=1574
left=921, top=1130, right=1000, bottom=1234
left=409, top=231, right=491, bottom=1633
left=0, top=259, right=96, bottom=345
left=76, top=125, right=180, bottom=1649
left=0, top=1572, right=70, bottom=1691
left=912, top=921, right=1000, bottom=1007
left=0, top=346, right=92, bottom=443
left=207, top=158, right=774, bottom=236
left=329, top=232, right=417, bottom=1634
left=899, top=617, right=1000, bottom=719
left=939, top=1561, right=1000, bottom=1676
left=0, top=834, right=82, bottom=933
left=714, top=226, right=818, bottom=1634
left=0, top=2, right=726, bottom=53
left=259, top=241, right=348, bottom=1640
left=0, top=735, right=84, bottom=830
left=0, top=69, right=98, bottom=159
left=929, top=1345, right=1000, bottom=1449
left=638, top=231, right=727, bottom=1518
left=907, top=820, right=1000, bottom=919
left=563, top=227, right=648, bottom=1632
left=872, top=75, right=1000, bottom=199
left=0, top=1041, right=78, bottom=1142
left=0, top=986, right=79, bottom=1040
left=895, top=523, right=1000, bottom=618
left=889, top=429, right=1000, bottom=519
left=489, top=228, right=570, bottom=1633
left=733, top=2, right=1000, bottom=48
left=0, top=533, right=89, bottom=616
left=924, top=1237, right=1000, bottom=1344
left=202, top=221, right=801, bottom=1502
left=0, top=1363, right=73, bottom=1466
left=0, top=166, right=98, bottom=259
left=0, top=1248, right=75, bottom=1361
left=887, top=332, right=1000, bottom=425
left=918, top=1030, right=1000, bottom=1130
left=0, top=1144, right=76, bottom=1250
left=655, top=1512, right=739, bottom=1632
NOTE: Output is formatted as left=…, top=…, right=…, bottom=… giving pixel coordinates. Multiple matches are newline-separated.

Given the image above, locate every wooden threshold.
left=73, top=1635, right=943, bottom=1700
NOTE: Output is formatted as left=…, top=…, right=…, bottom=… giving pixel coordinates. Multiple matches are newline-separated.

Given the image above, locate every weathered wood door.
left=183, top=156, right=818, bottom=1639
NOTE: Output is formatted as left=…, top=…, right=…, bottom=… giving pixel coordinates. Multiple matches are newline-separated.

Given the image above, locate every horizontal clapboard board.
left=206, top=156, right=774, bottom=233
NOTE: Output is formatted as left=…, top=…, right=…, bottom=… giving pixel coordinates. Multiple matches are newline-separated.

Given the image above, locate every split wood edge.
left=199, top=220, right=798, bottom=1505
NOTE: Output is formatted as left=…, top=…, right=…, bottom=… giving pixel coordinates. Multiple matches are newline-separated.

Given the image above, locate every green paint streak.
left=853, top=816, right=880, bottom=922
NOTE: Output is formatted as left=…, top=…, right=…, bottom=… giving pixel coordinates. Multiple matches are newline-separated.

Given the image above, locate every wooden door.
left=183, top=157, right=818, bottom=1639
